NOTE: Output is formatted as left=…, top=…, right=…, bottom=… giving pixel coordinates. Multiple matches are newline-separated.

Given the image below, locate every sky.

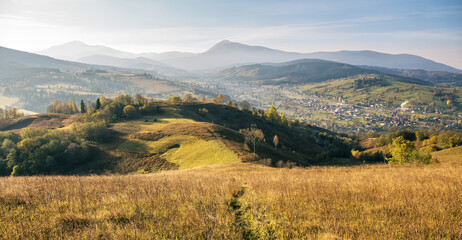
left=0, top=0, right=461, bottom=68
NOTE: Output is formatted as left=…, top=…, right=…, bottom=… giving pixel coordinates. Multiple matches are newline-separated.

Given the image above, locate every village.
left=207, top=81, right=460, bottom=133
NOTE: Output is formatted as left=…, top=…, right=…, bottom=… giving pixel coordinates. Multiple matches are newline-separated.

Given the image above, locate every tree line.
left=0, top=107, right=24, bottom=120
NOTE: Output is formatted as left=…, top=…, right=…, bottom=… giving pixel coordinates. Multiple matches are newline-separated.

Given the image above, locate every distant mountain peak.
left=216, top=40, right=233, bottom=45
left=207, top=40, right=242, bottom=52
left=206, top=40, right=277, bottom=54
left=57, top=40, right=91, bottom=48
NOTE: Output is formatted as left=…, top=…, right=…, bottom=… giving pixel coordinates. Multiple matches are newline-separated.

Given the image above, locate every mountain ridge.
left=36, top=40, right=462, bottom=73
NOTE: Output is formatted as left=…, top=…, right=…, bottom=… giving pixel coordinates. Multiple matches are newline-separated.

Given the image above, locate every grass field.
left=111, top=110, right=241, bottom=170
left=118, top=135, right=239, bottom=169
left=1, top=158, right=461, bottom=239
left=432, top=146, right=462, bottom=164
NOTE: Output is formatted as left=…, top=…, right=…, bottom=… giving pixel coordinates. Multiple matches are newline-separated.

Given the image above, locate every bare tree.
left=240, top=126, right=264, bottom=154
left=273, top=135, right=279, bottom=149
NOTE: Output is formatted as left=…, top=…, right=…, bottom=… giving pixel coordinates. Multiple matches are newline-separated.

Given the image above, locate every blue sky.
left=0, top=0, right=461, bottom=68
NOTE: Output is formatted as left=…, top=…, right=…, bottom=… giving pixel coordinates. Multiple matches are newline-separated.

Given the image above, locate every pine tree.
left=95, top=98, right=101, bottom=110
left=80, top=100, right=86, bottom=113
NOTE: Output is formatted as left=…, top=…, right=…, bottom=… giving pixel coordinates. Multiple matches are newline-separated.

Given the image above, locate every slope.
left=0, top=101, right=357, bottom=176
left=0, top=46, right=89, bottom=71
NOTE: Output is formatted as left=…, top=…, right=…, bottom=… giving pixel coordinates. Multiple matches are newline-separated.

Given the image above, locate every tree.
left=80, top=100, right=86, bottom=113
left=267, top=105, right=280, bottom=124
left=169, top=96, right=182, bottom=102
left=99, top=96, right=109, bottom=108
left=273, top=135, right=279, bottom=149
left=280, top=113, right=288, bottom=127
left=47, top=100, right=62, bottom=113
left=123, top=105, right=137, bottom=119
left=183, top=94, right=194, bottom=102
left=95, top=98, right=101, bottom=110
left=225, top=101, right=236, bottom=107
left=240, top=127, right=265, bottom=154
left=239, top=100, right=251, bottom=111
left=200, top=97, right=206, bottom=102
left=217, top=94, right=226, bottom=104
left=115, top=95, right=134, bottom=105
left=135, top=94, right=147, bottom=105
left=387, top=136, right=432, bottom=164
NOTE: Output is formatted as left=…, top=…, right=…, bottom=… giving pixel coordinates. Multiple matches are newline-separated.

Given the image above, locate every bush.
left=449, top=134, right=462, bottom=148
left=169, top=96, right=182, bottom=102
left=74, top=122, right=111, bottom=142
left=123, top=105, right=137, bottom=119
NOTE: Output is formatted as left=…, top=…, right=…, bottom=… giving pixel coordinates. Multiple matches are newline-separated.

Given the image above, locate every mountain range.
left=36, top=40, right=462, bottom=73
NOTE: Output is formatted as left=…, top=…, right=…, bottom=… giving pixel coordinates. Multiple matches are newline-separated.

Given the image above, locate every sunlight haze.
left=0, top=0, right=461, bottom=68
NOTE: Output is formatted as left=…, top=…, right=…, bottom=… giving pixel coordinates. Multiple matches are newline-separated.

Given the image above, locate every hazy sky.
left=1, top=0, right=461, bottom=68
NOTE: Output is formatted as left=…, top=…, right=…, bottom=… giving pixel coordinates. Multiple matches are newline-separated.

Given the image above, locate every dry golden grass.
left=432, top=146, right=462, bottom=164
left=1, top=161, right=461, bottom=239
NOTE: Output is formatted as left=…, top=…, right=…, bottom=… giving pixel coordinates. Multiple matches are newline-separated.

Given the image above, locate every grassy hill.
left=360, top=65, right=462, bottom=87
left=302, top=74, right=462, bottom=110
left=213, top=59, right=380, bottom=85
left=93, top=102, right=358, bottom=172
left=0, top=101, right=357, bottom=176
left=212, top=59, right=434, bottom=86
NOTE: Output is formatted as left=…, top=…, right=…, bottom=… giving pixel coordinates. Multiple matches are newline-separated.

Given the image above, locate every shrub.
left=169, top=96, right=182, bottom=102
left=74, top=122, right=111, bottom=142
left=123, top=105, right=137, bottom=119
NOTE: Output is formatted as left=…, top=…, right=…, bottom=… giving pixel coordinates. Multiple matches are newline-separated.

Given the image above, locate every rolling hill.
left=359, top=65, right=462, bottom=87
left=77, top=55, right=189, bottom=76
left=212, top=59, right=431, bottom=85
left=0, top=101, right=356, bottom=175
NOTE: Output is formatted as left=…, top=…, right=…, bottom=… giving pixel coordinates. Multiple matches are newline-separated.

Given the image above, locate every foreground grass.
left=1, top=162, right=461, bottom=239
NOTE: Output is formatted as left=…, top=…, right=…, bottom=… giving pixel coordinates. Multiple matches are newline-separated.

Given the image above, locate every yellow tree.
left=217, top=94, right=226, bottom=104
left=267, top=105, right=280, bottom=123
left=281, top=113, right=288, bottom=127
